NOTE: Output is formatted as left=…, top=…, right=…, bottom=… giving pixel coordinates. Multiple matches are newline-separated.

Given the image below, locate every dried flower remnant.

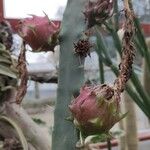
left=113, top=3, right=135, bottom=102
left=69, top=84, right=124, bottom=137
left=74, top=39, right=92, bottom=58
left=83, top=0, right=114, bottom=28
left=16, top=42, right=28, bottom=104
left=18, top=15, right=60, bottom=52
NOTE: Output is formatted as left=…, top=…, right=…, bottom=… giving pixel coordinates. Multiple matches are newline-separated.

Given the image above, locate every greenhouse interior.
left=0, top=0, right=150, bottom=150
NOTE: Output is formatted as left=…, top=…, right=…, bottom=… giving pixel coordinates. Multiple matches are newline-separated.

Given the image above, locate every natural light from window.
left=4, top=0, right=67, bottom=19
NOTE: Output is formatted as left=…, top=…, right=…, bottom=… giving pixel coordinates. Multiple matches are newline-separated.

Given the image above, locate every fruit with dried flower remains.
left=18, top=15, right=60, bottom=52
left=69, top=84, right=125, bottom=137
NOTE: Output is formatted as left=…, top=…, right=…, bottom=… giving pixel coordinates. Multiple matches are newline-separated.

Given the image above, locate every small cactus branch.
left=113, top=0, right=135, bottom=101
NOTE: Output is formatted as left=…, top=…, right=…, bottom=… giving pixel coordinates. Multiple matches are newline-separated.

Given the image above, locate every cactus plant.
left=52, top=0, right=88, bottom=149
left=69, top=1, right=137, bottom=149
left=1, top=0, right=150, bottom=149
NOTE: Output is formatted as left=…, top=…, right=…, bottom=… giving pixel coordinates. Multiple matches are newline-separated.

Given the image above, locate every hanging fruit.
left=18, top=15, right=60, bottom=52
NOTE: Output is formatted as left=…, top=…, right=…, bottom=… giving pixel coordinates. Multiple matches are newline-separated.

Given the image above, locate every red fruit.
left=69, top=84, right=123, bottom=137
left=18, top=15, right=60, bottom=52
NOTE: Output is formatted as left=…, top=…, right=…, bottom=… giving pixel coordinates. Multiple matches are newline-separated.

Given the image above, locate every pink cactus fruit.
left=69, top=84, right=125, bottom=137
left=18, top=15, right=60, bottom=52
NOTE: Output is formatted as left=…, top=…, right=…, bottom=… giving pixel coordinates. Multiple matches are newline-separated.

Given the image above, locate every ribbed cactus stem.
left=52, top=0, right=87, bottom=149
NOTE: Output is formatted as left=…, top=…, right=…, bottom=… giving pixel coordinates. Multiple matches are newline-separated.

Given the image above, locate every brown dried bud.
left=83, top=0, right=114, bottom=28
left=74, top=39, right=92, bottom=58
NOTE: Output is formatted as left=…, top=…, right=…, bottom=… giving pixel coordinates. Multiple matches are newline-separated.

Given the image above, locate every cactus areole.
left=18, top=15, right=60, bottom=52
left=69, top=85, right=124, bottom=137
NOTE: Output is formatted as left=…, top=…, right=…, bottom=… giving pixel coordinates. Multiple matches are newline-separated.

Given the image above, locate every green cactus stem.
left=52, top=0, right=88, bottom=150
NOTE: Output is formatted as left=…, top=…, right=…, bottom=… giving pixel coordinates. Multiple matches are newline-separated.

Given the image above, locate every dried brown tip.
left=16, top=42, right=28, bottom=104
left=113, top=4, right=135, bottom=101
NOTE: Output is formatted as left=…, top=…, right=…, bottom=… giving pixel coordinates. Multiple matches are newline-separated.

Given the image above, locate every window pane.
left=4, top=0, right=67, bottom=19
